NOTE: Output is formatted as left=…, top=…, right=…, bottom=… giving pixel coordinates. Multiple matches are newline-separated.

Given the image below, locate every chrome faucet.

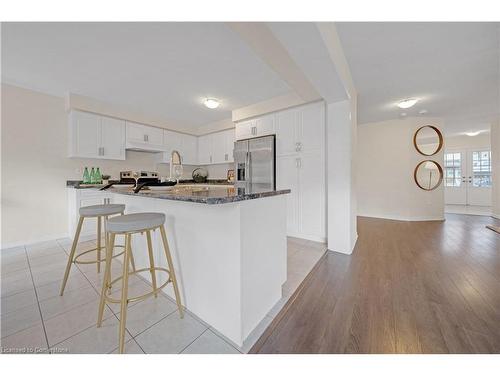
left=169, top=150, right=183, bottom=182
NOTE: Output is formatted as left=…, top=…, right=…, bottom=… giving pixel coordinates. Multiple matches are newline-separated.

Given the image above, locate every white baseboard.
left=1, top=233, right=69, bottom=250
left=287, top=232, right=326, bottom=243
left=357, top=213, right=445, bottom=222
left=0, top=232, right=98, bottom=250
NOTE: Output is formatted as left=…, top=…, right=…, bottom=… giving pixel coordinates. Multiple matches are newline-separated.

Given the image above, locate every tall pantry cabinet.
left=235, top=101, right=326, bottom=242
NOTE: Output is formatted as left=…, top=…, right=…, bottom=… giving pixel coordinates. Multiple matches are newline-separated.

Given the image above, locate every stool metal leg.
left=97, top=216, right=102, bottom=273
left=146, top=230, right=158, bottom=298
left=118, top=233, right=131, bottom=354
left=97, top=232, right=115, bottom=327
left=159, top=225, right=183, bottom=318
left=60, top=216, right=84, bottom=296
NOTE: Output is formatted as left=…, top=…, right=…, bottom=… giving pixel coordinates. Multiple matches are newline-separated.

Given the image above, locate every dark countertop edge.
left=67, top=179, right=234, bottom=189
left=107, top=188, right=291, bottom=205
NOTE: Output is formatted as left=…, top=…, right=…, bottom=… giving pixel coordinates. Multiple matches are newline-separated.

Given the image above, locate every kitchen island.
left=68, top=183, right=290, bottom=347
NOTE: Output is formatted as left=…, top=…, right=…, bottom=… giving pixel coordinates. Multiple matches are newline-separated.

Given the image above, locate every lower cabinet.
left=276, top=151, right=325, bottom=242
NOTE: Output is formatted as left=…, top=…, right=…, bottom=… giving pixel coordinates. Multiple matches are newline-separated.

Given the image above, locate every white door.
left=444, top=149, right=492, bottom=206
left=468, top=149, right=492, bottom=206
left=444, top=151, right=467, bottom=205
left=100, top=117, right=126, bottom=160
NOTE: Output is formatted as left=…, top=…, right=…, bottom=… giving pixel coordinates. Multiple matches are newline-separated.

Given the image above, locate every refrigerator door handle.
left=246, top=151, right=251, bottom=183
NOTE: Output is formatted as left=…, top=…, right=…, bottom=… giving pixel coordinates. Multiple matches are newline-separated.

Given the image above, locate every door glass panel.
left=471, top=150, right=491, bottom=187
left=444, top=152, right=461, bottom=187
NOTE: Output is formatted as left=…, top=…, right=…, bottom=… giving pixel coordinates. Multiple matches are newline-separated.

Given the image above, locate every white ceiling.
left=1, top=22, right=292, bottom=128
left=336, top=22, right=500, bottom=136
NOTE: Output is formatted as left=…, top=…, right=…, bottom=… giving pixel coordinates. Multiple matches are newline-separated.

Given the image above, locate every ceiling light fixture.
left=465, top=131, right=481, bottom=137
left=397, top=98, right=419, bottom=109
left=418, top=109, right=428, bottom=115
left=204, top=98, right=220, bottom=109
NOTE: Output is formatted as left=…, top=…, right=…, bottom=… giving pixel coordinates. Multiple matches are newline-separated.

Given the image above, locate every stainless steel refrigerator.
left=234, top=135, right=276, bottom=190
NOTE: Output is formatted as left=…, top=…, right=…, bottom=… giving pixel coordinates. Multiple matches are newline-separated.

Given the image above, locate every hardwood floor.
left=251, top=214, right=500, bottom=353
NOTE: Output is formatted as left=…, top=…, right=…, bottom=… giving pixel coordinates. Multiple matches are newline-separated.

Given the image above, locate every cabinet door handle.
left=295, top=158, right=301, bottom=168
left=101, top=147, right=105, bottom=156
left=210, top=155, right=212, bottom=164
left=225, top=153, right=228, bottom=161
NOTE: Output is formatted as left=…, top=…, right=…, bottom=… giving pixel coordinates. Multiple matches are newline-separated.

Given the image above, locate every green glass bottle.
left=90, top=167, right=96, bottom=184
left=95, top=167, right=102, bottom=184
left=83, top=167, right=90, bottom=184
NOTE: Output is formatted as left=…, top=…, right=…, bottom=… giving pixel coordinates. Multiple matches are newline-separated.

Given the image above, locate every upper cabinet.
left=275, top=101, right=325, bottom=156
left=235, top=113, right=275, bottom=140
left=159, top=130, right=198, bottom=165
left=126, top=122, right=165, bottom=152
left=197, top=129, right=235, bottom=165
left=68, top=110, right=126, bottom=160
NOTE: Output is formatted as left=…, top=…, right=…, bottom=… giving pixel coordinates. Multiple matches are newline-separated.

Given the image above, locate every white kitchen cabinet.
left=179, top=133, right=198, bottom=165
left=197, top=129, right=235, bottom=165
left=160, top=130, right=198, bottom=165
left=276, top=155, right=299, bottom=235
left=297, top=151, right=325, bottom=240
left=235, top=119, right=254, bottom=140
left=225, top=129, right=235, bottom=163
left=235, top=114, right=276, bottom=140
left=198, top=134, right=212, bottom=165
left=126, top=122, right=165, bottom=152
left=276, top=101, right=324, bottom=156
left=69, top=110, right=126, bottom=160
left=100, top=117, right=126, bottom=159
left=275, top=101, right=326, bottom=242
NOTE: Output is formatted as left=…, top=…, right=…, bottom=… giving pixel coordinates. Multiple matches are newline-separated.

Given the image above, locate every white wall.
left=327, top=99, right=357, bottom=254
left=445, top=133, right=491, bottom=150
left=357, top=117, right=445, bottom=221
left=0, top=84, right=192, bottom=248
left=491, top=120, right=500, bottom=219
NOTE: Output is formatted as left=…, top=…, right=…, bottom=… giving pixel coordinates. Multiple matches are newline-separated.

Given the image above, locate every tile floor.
left=1, top=236, right=325, bottom=354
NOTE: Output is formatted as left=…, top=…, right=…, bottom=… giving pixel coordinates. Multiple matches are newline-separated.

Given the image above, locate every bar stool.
left=60, top=204, right=133, bottom=296
left=97, top=212, right=183, bottom=354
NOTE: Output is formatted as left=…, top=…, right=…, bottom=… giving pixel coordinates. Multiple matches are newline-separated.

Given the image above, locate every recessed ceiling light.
left=400, top=112, right=407, bottom=117
left=397, top=98, right=418, bottom=109
left=465, top=131, right=481, bottom=137
left=204, top=98, right=220, bottom=109
left=418, top=109, right=428, bottom=115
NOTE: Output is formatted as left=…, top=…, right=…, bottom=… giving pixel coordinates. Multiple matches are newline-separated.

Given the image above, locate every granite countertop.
left=106, top=184, right=290, bottom=205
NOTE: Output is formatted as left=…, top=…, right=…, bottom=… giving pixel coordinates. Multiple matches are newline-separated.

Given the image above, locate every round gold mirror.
left=413, top=125, right=443, bottom=156
left=414, top=160, right=443, bottom=191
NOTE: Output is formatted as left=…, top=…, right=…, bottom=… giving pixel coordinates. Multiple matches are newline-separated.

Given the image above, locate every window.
left=472, top=151, right=491, bottom=187
left=444, top=152, right=462, bottom=187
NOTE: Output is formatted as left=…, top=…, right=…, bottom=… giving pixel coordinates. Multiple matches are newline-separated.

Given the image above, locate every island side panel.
left=240, top=194, right=287, bottom=340
left=107, top=193, right=244, bottom=345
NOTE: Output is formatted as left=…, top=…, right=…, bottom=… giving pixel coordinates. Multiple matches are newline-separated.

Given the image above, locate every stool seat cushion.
left=107, top=212, right=165, bottom=233
left=79, top=204, right=125, bottom=217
